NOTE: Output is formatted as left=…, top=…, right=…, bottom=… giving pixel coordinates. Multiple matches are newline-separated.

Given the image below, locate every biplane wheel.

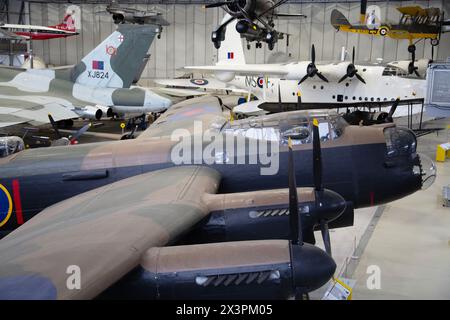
left=379, top=27, right=388, bottom=36
left=408, top=45, right=416, bottom=53
left=431, top=39, right=439, bottom=46
left=214, top=41, right=221, bottom=49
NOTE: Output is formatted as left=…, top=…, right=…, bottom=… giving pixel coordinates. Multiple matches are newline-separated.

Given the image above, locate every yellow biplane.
left=331, top=0, right=449, bottom=75
left=331, top=1, right=448, bottom=48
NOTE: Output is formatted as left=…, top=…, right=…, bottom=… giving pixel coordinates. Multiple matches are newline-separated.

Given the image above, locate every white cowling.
left=215, top=71, right=236, bottom=83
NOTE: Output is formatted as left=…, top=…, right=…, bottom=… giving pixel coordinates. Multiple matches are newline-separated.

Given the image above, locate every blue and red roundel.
left=0, top=184, right=12, bottom=227
left=257, top=77, right=265, bottom=88
left=190, top=79, right=209, bottom=86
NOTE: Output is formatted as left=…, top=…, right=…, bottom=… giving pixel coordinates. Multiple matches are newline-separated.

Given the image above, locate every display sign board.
left=425, top=63, right=450, bottom=117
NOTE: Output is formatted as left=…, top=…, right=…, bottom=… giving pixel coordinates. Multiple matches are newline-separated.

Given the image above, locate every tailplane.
left=217, top=15, right=246, bottom=66
left=331, top=9, right=351, bottom=30
left=69, top=24, right=158, bottom=89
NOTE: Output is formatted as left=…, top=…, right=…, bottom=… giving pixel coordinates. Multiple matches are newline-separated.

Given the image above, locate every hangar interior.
left=0, top=0, right=448, bottom=301
left=7, top=0, right=450, bottom=83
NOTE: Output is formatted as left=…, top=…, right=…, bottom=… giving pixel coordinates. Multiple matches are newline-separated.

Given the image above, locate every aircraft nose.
left=417, top=153, right=437, bottom=190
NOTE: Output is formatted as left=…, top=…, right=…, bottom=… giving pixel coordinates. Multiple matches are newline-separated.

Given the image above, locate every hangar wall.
left=26, top=1, right=450, bottom=84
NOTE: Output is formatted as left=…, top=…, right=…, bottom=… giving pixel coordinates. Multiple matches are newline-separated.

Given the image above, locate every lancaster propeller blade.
left=288, top=137, right=302, bottom=245
left=386, top=98, right=401, bottom=122
left=312, top=119, right=323, bottom=192
left=48, top=114, right=62, bottom=139
left=320, top=219, right=332, bottom=256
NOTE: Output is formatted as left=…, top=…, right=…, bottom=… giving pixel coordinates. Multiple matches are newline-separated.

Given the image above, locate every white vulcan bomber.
left=176, top=16, right=426, bottom=119
left=0, top=24, right=172, bottom=129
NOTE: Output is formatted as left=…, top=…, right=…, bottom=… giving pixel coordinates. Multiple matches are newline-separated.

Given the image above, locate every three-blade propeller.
left=338, top=47, right=366, bottom=84
left=298, top=45, right=329, bottom=85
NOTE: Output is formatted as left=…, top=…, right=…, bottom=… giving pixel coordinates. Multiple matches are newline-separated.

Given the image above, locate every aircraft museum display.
left=206, top=0, right=306, bottom=50
left=158, top=18, right=426, bottom=119
left=0, top=24, right=171, bottom=130
left=0, top=93, right=436, bottom=299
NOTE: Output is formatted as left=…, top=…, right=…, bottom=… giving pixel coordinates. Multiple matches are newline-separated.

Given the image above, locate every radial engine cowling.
left=98, top=240, right=336, bottom=300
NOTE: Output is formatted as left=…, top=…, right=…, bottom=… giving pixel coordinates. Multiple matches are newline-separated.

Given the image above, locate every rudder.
left=70, top=24, right=158, bottom=89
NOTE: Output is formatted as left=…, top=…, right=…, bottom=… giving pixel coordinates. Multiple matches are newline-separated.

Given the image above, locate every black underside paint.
left=0, top=142, right=422, bottom=235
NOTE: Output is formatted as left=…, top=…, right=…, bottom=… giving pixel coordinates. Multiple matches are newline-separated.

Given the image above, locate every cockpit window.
left=382, top=66, right=408, bottom=77
left=384, top=127, right=417, bottom=157
left=224, top=113, right=347, bottom=146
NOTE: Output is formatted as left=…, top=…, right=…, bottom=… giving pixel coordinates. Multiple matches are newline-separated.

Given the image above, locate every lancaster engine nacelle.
left=98, top=240, right=335, bottom=300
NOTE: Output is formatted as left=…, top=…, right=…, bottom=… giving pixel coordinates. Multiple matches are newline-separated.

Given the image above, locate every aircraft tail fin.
left=69, top=24, right=158, bottom=89
left=331, top=9, right=351, bottom=30
left=217, top=15, right=246, bottom=66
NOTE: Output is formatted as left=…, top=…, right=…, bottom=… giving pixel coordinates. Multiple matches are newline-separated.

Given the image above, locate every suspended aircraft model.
left=97, top=0, right=170, bottom=39
left=331, top=0, right=450, bottom=76
left=0, top=93, right=436, bottom=299
left=206, top=0, right=306, bottom=50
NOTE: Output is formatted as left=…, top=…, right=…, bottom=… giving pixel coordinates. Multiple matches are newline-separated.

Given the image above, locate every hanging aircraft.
left=96, top=0, right=170, bottom=39
left=157, top=18, right=426, bottom=119
left=205, top=0, right=306, bottom=50
left=0, top=93, right=436, bottom=299
left=331, top=1, right=450, bottom=72
left=0, top=6, right=80, bottom=40
left=0, top=24, right=172, bottom=132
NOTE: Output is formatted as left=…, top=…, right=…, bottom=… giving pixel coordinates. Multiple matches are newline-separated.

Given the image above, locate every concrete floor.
left=350, top=130, right=450, bottom=299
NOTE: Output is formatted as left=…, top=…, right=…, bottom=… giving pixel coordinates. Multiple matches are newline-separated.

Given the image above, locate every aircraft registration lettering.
left=88, top=71, right=109, bottom=79
left=0, top=184, right=12, bottom=227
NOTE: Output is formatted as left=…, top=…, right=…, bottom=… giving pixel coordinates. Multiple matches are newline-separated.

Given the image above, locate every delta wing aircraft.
left=0, top=24, right=172, bottom=130
left=157, top=17, right=426, bottom=119
left=0, top=93, right=436, bottom=299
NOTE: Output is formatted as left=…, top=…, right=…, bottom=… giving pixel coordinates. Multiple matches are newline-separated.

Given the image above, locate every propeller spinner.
left=298, top=45, right=329, bottom=85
